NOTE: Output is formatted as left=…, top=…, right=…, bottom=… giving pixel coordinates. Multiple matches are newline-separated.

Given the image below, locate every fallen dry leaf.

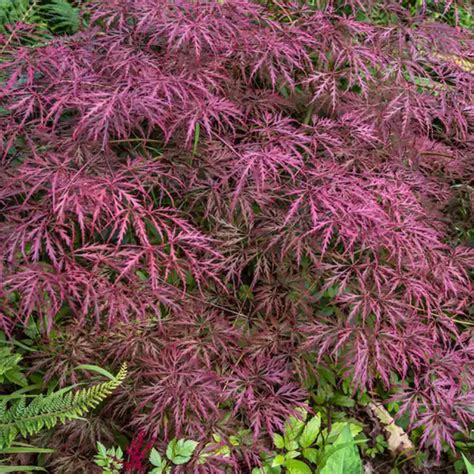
left=368, top=402, right=415, bottom=456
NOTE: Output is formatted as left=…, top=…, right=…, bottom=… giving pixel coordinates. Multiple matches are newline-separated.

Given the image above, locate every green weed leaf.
left=271, top=454, right=285, bottom=467
left=273, top=433, right=284, bottom=449
left=285, top=459, right=312, bottom=474
left=284, top=410, right=306, bottom=446
left=74, top=365, right=116, bottom=381
left=299, top=414, right=321, bottom=448
left=166, top=438, right=198, bottom=465
left=149, top=448, right=163, bottom=467
left=302, top=447, right=318, bottom=463
left=320, top=425, right=362, bottom=474
left=462, top=454, right=474, bottom=474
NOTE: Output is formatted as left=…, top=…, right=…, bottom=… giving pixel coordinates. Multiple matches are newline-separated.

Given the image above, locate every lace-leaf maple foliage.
left=0, top=0, right=473, bottom=469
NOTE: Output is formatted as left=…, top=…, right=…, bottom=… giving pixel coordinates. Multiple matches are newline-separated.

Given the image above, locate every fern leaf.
left=0, top=364, right=126, bottom=449
left=0, top=349, right=22, bottom=378
left=0, top=0, right=79, bottom=35
left=40, top=0, right=80, bottom=33
left=0, top=0, right=41, bottom=32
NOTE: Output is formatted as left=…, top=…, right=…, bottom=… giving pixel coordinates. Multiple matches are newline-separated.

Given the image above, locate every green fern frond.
left=40, top=0, right=80, bottom=33
left=0, top=347, right=27, bottom=388
left=0, top=0, right=42, bottom=32
left=0, top=363, right=127, bottom=449
left=0, top=348, right=22, bottom=378
left=0, top=0, right=80, bottom=35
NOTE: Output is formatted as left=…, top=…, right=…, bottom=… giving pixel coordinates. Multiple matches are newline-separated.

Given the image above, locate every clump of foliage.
left=95, top=441, right=125, bottom=474
left=0, top=362, right=127, bottom=449
left=255, top=409, right=363, bottom=474
left=0, top=338, right=126, bottom=471
left=0, top=345, right=27, bottom=387
left=0, top=0, right=81, bottom=35
left=97, top=415, right=361, bottom=474
left=96, top=437, right=199, bottom=474
left=0, top=0, right=473, bottom=472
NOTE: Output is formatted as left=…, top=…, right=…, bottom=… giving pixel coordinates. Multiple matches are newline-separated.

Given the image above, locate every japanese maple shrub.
left=0, top=0, right=472, bottom=470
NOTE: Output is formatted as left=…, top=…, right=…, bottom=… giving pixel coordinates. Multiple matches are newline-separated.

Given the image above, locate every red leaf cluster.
left=1, top=0, right=472, bottom=463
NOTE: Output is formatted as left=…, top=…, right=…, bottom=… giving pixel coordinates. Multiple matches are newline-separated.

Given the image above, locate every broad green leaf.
left=285, top=439, right=299, bottom=451
left=285, top=459, right=312, bottom=474
left=150, top=467, right=170, bottom=474
left=166, top=439, right=178, bottom=463
left=284, top=414, right=306, bottom=443
left=325, top=422, right=363, bottom=444
left=149, top=448, right=163, bottom=467
left=357, top=392, right=370, bottom=406
left=273, top=433, right=284, bottom=449
left=285, top=450, right=300, bottom=459
left=166, top=438, right=198, bottom=465
left=271, top=454, right=285, bottom=467
left=322, top=441, right=364, bottom=461
left=97, top=442, right=107, bottom=457
left=299, top=414, right=321, bottom=448
left=302, top=447, right=318, bottom=463
left=320, top=425, right=362, bottom=474
left=462, top=454, right=474, bottom=474
left=331, top=394, right=356, bottom=408
left=252, top=467, right=281, bottom=474
left=317, top=367, right=336, bottom=386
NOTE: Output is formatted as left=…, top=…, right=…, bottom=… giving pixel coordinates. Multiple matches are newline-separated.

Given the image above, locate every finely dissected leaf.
left=40, top=0, right=80, bottom=33
left=0, top=0, right=78, bottom=35
left=320, top=425, right=362, bottom=474
left=0, top=347, right=26, bottom=387
left=0, top=0, right=472, bottom=463
left=0, top=364, right=126, bottom=448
